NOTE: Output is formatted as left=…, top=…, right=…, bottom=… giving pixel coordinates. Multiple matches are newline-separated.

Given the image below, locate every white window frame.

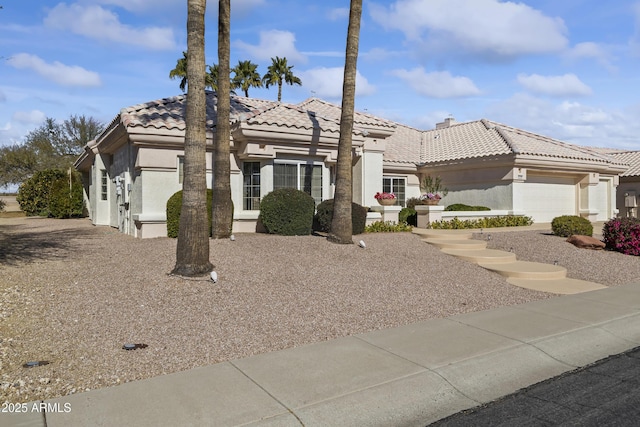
left=382, top=176, right=406, bottom=207
left=273, top=159, right=324, bottom=205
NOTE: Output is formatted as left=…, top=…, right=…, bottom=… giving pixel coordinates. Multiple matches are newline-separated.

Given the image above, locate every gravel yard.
left=1, top=217, right=638, bottom=404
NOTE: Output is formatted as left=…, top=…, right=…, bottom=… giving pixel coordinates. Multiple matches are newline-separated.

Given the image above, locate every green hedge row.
left=429, top=215, right=533, bottom=229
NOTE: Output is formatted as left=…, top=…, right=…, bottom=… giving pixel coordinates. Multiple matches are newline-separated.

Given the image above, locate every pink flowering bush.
left=602, top=217, right=640, bottom=256
left=374, top=192, right=396, bottom=200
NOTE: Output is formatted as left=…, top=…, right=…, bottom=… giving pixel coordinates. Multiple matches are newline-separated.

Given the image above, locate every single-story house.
left=74, top=92, right=631, bottom=238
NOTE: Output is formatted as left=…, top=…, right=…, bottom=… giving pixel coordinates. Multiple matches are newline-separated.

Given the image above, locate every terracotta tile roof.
left=244, top=102, right=344, bottom=134
left=296, top=98, right=397, bottom=131
left=421, top=120, right=512, bottom=163
left=382, top=122, right=423, bottom=164
left=119, top=92, right=277, bottom=131
left=607, top=151, right=640, bottom=176
left=411, top=119, right=618, bottom=164
left=107, top=93, right=634, bottom=171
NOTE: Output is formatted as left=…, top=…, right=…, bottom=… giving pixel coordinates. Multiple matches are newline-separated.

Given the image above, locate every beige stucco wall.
left=426, top=166, right=515, bottom=210
left=617, top=178, right=640, bottom=218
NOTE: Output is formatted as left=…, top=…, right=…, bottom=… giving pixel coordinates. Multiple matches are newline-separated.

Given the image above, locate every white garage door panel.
left=523, top=176, right=576, bottom=223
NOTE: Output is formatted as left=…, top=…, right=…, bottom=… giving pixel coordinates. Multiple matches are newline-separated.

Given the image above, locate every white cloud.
left=94, top=0, right=178, bottom=13
left=300, top=67, right=375, bottom=99
left=391, top=67, right=481, bottom=98
left=234, top=30, right=307, bottom=64
left=8, top=54, right=102, bottom=87
left=13, top=110, right=47, bottom=125
left=370, top=0, right=567, bottom=58
left=517, top=73, right=592, bottom=97
left=44, top=3, right=176, bottom=51
left=565, top=42, right=616, bottom=71
left=327, top=7, right=349, bottom=21
left=483, top=93, right=639, bottom=148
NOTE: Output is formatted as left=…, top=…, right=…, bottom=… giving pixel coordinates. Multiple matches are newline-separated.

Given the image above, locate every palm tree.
left=328, top=0, right=362, bottom=245
left=172, top=0, right=213, bottom=276
left=171, top=53, right=217, bottom=91
left=231, top=60, right=263, bottom=97
left=211, top=0, right=233, bottom=239
left=169, top=51, right=188, bottom=92
left=262, top=56, right=302, bottom=102
left=207, top=63, right=219, bottom=91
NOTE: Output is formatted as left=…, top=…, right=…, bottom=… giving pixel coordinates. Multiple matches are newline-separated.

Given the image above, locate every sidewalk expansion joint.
left=228, top=361, right=305, bottom=427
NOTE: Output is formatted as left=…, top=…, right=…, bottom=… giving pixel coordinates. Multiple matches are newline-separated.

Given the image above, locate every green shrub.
left=445, top=203, right=491, bottom=211
left=48, top=174, right=85, bottom=218
left=429, top=215, right=533, bottom=229
left=399, top=207, right=417, bottom=226
left=551, top=215, right=593, bottom=237
left=259, top=188, right=315, bottom=235
left=0, top=198, right=5, bottom=212
left=602, top=217, right=640, bottom=256
left=166, top=189, right=214, bottom=238
left=365, top=220, right=413, bottom=233
left=313, top=199, right=368, bottom=235
left=17, top=169, right=68, bottom=216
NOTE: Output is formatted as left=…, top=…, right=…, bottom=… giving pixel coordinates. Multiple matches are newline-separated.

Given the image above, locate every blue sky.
left=1, top=0, right=640, bottom=150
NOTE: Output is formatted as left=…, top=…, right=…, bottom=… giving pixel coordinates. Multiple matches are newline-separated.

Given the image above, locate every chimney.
left=436, top=117, right=456, bottom=129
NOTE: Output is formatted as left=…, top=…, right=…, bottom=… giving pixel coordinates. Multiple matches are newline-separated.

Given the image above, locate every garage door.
left=522, top=175, right=576, bottom=223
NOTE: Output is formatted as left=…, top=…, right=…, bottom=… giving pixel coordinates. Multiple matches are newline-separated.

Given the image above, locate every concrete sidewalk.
left=5, top=282, right=640, bottom=427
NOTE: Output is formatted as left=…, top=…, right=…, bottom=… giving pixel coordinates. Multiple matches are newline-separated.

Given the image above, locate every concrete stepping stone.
left=441, top=248, right=517, bottom=264
left=413, top=229, right=474, bottom=240
left=478, top=260, right=567, bottom=280
left=423, top=238, right=487, bottom=250
left=507, top=277, right=607, bottom=295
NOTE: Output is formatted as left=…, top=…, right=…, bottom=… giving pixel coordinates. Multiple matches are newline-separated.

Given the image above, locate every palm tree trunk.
left=172, top=0, right=213, bottom=276
left=211, top=0, right=233, bottom=239
left=277, top=82, right=283, bottom=102
left=328, top=0, right=362, bottom=245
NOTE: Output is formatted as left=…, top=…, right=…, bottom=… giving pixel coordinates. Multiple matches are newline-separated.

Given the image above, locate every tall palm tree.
left=328, top=0, right=362, bottom=245
left=172, top=0, right=213, bottom=276
left=211, top=0, right=233, bottom=238
left=171, top=52, right=216, bottom=91
left=169, top=51, right=188, bottom=92
left=207, top=63, right=219, bottom=91
left=262, top=56, right=302, bottom=102
left=231, top=60, right=262, bottom=97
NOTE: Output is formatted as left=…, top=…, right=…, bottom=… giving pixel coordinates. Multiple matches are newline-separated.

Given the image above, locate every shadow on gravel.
left=0, top=222, right=96, bottom=266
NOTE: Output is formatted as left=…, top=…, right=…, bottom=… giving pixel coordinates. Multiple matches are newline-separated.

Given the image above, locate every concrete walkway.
left=5, top=282, right=640, bottom=427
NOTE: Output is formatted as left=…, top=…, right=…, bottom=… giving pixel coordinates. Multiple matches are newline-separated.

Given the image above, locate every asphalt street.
left=430, top=346, right=640, bottom=426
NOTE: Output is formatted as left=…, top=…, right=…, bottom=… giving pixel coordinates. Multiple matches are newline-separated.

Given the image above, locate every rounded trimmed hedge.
left=313, top=199, right=368, bottom=235
left=259, top=188, right=315, bottom=235
left=166, top=189, right=213, bottom=238
left=551, top=215, right=593, bottom=237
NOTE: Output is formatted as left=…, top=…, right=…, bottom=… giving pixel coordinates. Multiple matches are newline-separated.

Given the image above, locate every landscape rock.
left=567, top=235, right=606, bottom=250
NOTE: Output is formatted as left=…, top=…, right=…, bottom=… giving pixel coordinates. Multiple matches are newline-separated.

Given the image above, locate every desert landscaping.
left=1, top=216, right=640, bottom=405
